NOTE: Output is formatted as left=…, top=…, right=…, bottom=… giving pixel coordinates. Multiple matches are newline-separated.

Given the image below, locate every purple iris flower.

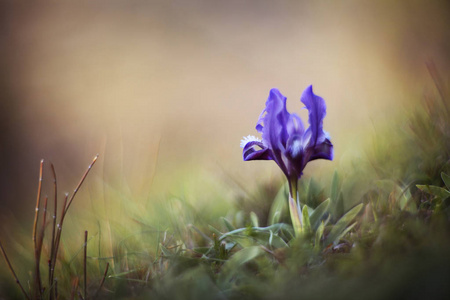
left=241, top=85, right=333, bottom=189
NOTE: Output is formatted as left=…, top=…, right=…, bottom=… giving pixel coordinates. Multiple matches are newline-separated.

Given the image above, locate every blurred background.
left=0, top=0, right=449, bottom=227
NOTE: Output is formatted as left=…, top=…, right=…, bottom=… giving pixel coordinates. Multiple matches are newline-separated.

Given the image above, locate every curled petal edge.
left=301, top=85, right=327, bottom=148
left=309, top=138, right=333, bottom=161
left=243, top=141, right=274, bottom=161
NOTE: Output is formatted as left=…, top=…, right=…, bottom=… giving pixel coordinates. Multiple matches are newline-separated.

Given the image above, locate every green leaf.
left=305, top=178, right=322, bottom=208
left=333, top=222, right=357, bottom=245
left=251, top=231, right=288, bottom=248
left=268, top=182, right=288, bottom=225
left=223, top=235, right=255, bottom=248
left=302, top=205, right=311, bottom=234
left=219, top=224, right=292, bottom=242
left=325, top=203, right=363, bottom=246
left=310, top=198, right=330, bottom=231
left=222, top=217, right=236, bottom=231
left=306, top=178, right=313, bottom=206
left=399, top=188, right=417, bottom=213
left=341, top=175, right=372, bottom=213
left=216, top=225, right=290, bottom=249
left=416, top=185, right=450, bottom=199
left=217, top=246, right=263, bottom=287
left=208, top=225, right=223, bottom=237
left=330, top=170, right=339, bottom=203
left=333, top=192, right=345, bottom=220
left=269, top=230, right=273, bottom=247
left=371, top=202, right=378, bottom=223
left=441, top=172, right=450, bottom=190
left=250, top=211, right=259, bottom=227
left=314, top=221, right=325, bottom=252
left=219, top=228, right=247, bottom=240
left=306, top=205, right=314, bottom=216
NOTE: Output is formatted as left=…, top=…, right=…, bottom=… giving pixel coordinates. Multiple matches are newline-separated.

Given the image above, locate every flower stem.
left=288, top=179, right=302, bottom=236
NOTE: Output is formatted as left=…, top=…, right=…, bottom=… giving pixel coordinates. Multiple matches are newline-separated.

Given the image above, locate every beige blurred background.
left=0, top=0, right=449, bottom=225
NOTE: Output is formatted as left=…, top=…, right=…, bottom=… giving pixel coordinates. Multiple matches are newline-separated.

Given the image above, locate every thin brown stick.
left=34, top=195, right=48, bottom=299
left=50, top=155, right=98, bottom=293
left=84, top=230, right=88, bottom=300
left=50, top=193, right=68, bottom=287
left=65, top=154, right=99, bottom=213
left=93, top=262, right=109, bottom=299
left=49, top=163, right=57, bottom=300
left=70, top=277, right=79, bottom=300
left=33, top=160, right=44, bottom=300
left=32, top=159, right=44, bottom=247
left=0, top=240, right=31, bottom=300
left=40, top=196, right=48, bottom=243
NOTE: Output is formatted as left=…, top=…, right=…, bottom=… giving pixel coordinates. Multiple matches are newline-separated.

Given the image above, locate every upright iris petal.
left=241, top=85, right=333, bottom=183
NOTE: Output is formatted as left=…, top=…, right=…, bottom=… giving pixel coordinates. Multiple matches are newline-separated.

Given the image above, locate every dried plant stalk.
left=32, top=159, right=44, bottom=248
left=49, top=163, right=58, bottom=299
left=50, top=155, right=99, bottom=295
left=33, top=159, right=44, bottom=299
left=66, top=154, right=99, bottom=212
left=1, top=155, right=98, bottom=299
left=0, top=241, right=30, bottom=300
left=93, top=262, right=110, bottom=299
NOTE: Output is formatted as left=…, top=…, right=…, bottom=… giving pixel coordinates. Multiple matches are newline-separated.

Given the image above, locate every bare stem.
left=32, top=160, right=44, bottom=300
left=49, top=163, right=58, bottom=300
left=93, top=262, right=110, bottom=299
left=50, top=154, right=98, bottom=289
left=34, top=196, right=48, bottom=299
left=0, top=240, right=31, bottom=300
left=50, top=193, right=68, bottom=287
left=32, top=160, right=44, bottom=248
left=65, top=154, right=99, bottom=213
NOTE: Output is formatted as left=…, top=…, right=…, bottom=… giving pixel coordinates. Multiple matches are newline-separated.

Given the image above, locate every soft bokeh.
left=1, top=0, right=449, bottom=226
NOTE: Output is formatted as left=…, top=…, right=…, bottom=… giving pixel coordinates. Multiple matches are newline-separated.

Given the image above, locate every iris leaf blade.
left=325, top=203, right=363, bottom=246
left=310, top=198, right=330, bottom=231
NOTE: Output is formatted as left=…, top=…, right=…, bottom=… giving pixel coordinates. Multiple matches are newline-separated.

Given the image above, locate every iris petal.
left=287, top=113, right=305, bottom=137
left=301, top=85, right=327, bottom=147
left=309, top=138, right=334, bottom=161
left=242, top=141, right=274, bottom=161
left=257, top=89, right=289, bottom=149
left=256, top=89, right=291, bottom=176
